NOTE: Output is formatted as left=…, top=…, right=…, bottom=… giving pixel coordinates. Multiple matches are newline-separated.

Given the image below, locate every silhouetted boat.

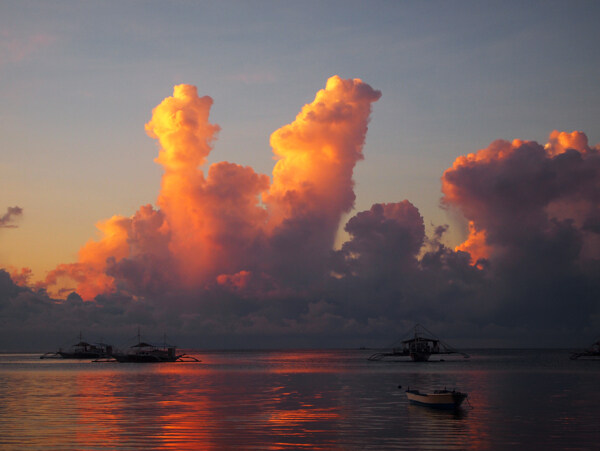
left=40, top=333, right=113, bottom=359
left=368, top=324, right=469, bottom=362
left=570, top=340, right=600, bottom=360
left=405, top=387, right=468, bottom=409
left=110, top=331, right=200, bottom=363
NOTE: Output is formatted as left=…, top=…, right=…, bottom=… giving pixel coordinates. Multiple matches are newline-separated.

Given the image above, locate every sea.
left=0, top=349, right=598, bottom=450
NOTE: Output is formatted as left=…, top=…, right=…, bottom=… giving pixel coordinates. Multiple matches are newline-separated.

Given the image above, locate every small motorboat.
left=404, top=387, right=468, bottom=409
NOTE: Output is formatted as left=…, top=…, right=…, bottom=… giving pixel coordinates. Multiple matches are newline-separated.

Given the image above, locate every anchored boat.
left=405, top=387, right=468, bottom=409
left=110, top=331, right=200, bottom=363
left=40, top=333, right=112, bottom=359
left=369, top=324, right=469, bottom=362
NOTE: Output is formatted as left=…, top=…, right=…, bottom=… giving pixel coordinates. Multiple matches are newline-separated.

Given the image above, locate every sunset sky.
left=1, top=1, right=600, bottom=350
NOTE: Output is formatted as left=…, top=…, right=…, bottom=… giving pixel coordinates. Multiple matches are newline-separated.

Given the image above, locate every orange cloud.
left=443, top=130, right=600, bottom=265
left=44, top=215, right=131, bottom=299
left=544, top=130, right=592, bottom=156
left=266, top=76, right=381, bottom=229
left=7, top=266, right=32, bottom=286
left=216, top=270, right=252, bottom=290
left=43, top=76, right=381, bottom=300
left=146, top=84, right=221, bottom=171
left=146, top=84, right=269, bottom=287
left=454, top=221, right=490, bottom=266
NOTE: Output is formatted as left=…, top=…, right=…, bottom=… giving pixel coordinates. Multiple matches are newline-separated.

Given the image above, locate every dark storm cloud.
left=0, top=268, right=191, bottom=351
left=441, top=132, right=600, bottom=336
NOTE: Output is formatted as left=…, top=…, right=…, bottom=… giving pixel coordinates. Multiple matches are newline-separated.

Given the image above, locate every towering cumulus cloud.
left=442, top=131, right=600, bottom=327
left=264, top=76, right=381, bottom=286
left=144, top=84, right=269, bottom=288
left=442, top=131, right=600, bottom=265
left=43, top=76, right=381, bottom=300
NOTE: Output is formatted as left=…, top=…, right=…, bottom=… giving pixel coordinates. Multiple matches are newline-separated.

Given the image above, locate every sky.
left=1, top=1, right=600, bottom=350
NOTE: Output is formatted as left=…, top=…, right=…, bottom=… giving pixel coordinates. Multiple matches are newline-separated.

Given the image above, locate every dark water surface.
left=0, top=349, right=598, bottom=450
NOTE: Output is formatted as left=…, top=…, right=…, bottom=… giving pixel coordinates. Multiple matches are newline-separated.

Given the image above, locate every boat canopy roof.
left=74, top=341, right=92, bottom=347
left=131, top=341, right=176, bottom=348
left=402, top=336, right=439, bottom=345
left=132, top=342, right=155, bottom=348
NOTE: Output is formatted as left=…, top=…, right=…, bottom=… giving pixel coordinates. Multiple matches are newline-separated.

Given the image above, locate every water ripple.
left=0, top=349, right=598, bottom=449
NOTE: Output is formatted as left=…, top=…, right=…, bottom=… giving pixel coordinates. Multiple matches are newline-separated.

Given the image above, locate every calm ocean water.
left=0, top=349, right=598, bottom=450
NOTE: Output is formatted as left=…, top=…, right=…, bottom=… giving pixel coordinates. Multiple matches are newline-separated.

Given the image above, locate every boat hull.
left=409, top=351, right=431, bottom=362
left=112, top=353, right=182, bottom=363
left=406, top=390, right=467, bottom=409
left=58, top=351, right=105, bottom=359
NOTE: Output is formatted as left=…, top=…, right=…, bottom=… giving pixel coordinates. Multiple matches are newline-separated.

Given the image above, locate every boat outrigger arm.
left=368, top=324, right=470, bottom=362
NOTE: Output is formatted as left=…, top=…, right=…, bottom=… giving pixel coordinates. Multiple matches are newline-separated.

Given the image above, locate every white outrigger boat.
left=404, top=387, right=468, bottom=409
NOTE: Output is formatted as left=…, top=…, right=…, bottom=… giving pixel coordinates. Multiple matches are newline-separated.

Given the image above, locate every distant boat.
left=368, top=324, right=470, bottom=362
left=110, top=331, right=200, bottom=363
left=570, top=340, right=600, bottom=360
left=405, top=387, right=468, bottom=409
left=40, top=333, right=113, bottom=359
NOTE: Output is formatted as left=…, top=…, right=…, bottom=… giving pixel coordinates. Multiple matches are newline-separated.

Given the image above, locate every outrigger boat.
left=109, top=331, right=200, bottom=363
left=404, top=387, right=468, bottom=409
left=570, top=340, right=600, bottom=360
left=40, top=333, right=113, bottom=359
left=369, top=324, right=469, bottom=362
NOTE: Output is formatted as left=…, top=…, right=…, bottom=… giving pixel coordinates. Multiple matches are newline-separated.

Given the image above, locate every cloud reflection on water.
left=1, top=350, right=598, bottom=449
